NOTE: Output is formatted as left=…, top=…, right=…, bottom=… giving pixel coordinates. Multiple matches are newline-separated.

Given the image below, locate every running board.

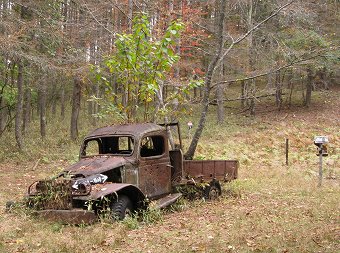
left=155, top=193, right=182, bottom=209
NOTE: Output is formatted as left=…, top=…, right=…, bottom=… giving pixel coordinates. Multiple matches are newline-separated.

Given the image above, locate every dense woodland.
left=0, top=0, right=339, bottom=157
left=0, top=2, right=339, bottom=252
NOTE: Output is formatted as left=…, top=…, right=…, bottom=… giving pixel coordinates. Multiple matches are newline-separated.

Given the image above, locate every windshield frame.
left=80, top=134, right=136, bottom=158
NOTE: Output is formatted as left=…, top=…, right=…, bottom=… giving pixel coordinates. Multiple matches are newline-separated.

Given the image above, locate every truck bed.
left=183, top=160, right=238, bottom=182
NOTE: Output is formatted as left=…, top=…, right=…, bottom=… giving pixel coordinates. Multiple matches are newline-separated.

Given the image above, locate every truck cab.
left=73, top=123, right=173, bottom=199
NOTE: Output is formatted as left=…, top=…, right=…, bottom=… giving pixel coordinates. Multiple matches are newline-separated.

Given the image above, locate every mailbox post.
left=314, top=136, right=329, bottom=187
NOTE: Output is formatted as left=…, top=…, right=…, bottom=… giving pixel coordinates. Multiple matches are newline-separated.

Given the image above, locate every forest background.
left=0, top=0, right=339, bottom=156
left=0, top=1, right=339, bottom=252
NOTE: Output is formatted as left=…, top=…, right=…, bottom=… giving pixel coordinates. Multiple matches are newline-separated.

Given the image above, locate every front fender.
left=87, top=183, right=146, bottom=208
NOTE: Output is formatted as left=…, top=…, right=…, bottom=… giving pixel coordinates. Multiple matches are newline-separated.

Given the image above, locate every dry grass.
left=0, top=88, right=339, bottom=253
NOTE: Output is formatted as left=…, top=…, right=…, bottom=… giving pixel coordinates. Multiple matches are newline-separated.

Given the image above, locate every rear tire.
left=204, top=181, right=221, bottom=200
left=111, top=195, right=133, bottom=220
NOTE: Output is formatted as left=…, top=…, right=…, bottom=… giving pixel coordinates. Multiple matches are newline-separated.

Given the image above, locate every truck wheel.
left=204, top=181, right=221, bottom=200
left=111, top=195, right=133, bottom=220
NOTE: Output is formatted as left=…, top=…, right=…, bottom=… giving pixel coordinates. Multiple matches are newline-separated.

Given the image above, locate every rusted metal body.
left=26, top=123, right=239, bottom=223
left=183, top=160, right=238, bottom=182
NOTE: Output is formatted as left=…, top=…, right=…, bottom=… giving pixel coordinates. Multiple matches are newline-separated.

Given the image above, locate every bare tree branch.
left=217, top=0, right=297, bottom=67
left=82, top=4, right=116, bottom=36
left=211, top=47, right=339, bottom=88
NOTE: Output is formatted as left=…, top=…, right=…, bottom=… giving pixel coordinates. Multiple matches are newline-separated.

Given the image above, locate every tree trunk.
left=305, top=67, right=313, bottom=107
left=249, top=80, right=256, bottom=116
left=36, top=86, right=41, bottom=116
left=0, top=55, right=8, bottom=133
left=70, top=76, right=82, bottom=140
left=113, top=74, right=118, bottom=104
left=51, top=82, right=57, bottom=116
left=185, top=0, right=227, bottom=160
left=88, top=83, right=99, bottom=126
left=193, top=87, right=197, bottom=100
left=128, top=0, right=133, bottom=32
left=247, top=0, right=256, bottom=116
left=22, top=86, right=31, bottom=134
left=93, top=82, right=100, bottom=125
left=60, top=84, right=65, bottom=120
left=15, top=62, right=24, bottom=150
left=287, top=68, right=294, bottom=107
left=240, top=80, right=246, bottom=108
left=169, top=0, right=174, bottom=14
left=216, top=66, right=224, bottom=124
left=267, top=70, right=274, bottom=89
left=247, top=0, right=255, bottom=70
left=319, top=66, right=328, bottom=90
left=39, top=83, right=47, bottom=139
left=122, top=86, right=128, bottom=110
left=87, top=96, right=93, bottom=117
left=0, top=97, right=5, bottom=133
left=275, top=70, right=282, bottom=110
left=173, top=0, right=181, bottom=79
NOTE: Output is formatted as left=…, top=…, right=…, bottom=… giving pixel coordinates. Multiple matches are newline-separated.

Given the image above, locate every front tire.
left=111, top=195, right=133, bottom=220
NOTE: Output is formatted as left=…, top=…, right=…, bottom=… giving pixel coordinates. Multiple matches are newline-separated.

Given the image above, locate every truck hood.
left=65, top=156, right=130, bottom=176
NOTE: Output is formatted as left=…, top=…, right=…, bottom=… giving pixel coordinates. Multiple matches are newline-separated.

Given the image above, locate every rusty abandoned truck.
left=26, top=123, right=238, bottom=223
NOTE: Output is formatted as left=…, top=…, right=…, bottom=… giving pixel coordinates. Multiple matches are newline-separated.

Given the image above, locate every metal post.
left=285, top=138, right=289, bottom=166
left=314, top=136, right=328, bottom=187
left=318, top=145, right=323, bottom=187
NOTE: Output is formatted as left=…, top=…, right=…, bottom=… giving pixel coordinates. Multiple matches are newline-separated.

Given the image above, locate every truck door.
left=138, top=134, right=171, bottom=198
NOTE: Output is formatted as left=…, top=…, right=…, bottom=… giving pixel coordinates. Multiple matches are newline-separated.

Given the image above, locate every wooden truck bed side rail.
left=183, top=160, right=238, bottom=182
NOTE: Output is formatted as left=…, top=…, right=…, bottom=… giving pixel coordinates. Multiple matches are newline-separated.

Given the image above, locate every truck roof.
left=85, top=123, right=165, bottom=138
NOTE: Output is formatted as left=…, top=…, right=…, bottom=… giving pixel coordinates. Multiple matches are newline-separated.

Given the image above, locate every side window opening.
left=140, top=136, right=165, bottom=157
left=82, top=139, right=101, bottom=156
